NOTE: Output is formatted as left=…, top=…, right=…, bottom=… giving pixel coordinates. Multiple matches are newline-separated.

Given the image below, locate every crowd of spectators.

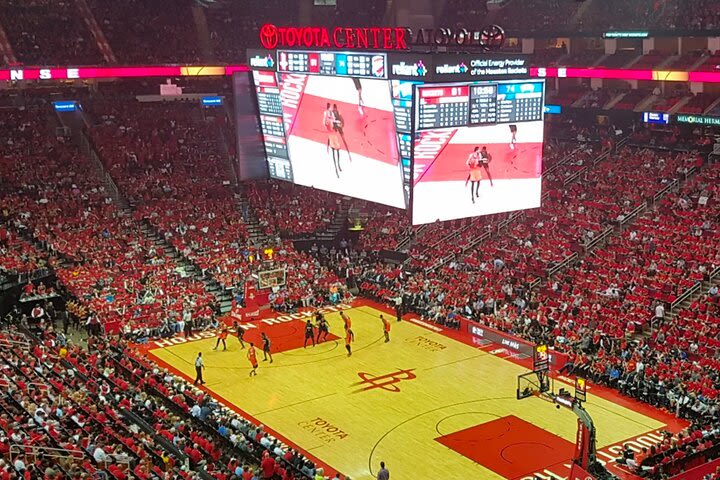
left=1, top=106, right=216, bottom=336
left=84, top=98, right=346, bottom=312
left=246, top=181, right=340, bottom=238
left=87, top=0, right=200, bottom=64
left=0, top=306, right=327, bottom=479
left=2, top=91, right=719, bottom=479
left=616, top=423, right=720, bottom=477
left=0, top=225, right=49, bottom=276
left=0, top=0, right=103, bottom=65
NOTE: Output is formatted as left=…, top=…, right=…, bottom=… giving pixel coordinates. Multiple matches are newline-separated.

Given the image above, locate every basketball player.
left=213, top=324, right=228, bottom=351
left=509, top=124, right=518, bottom=150
left=345, top=329, right=353, bottom=357
left=261, top=332, right=273, bottom=363
left=352, top=77, right=364, bottom=116
left=479, top=146, right=494, bottom=187
left=316, top=314, right=330, bottom=343
left=322, top=103, right=334, bottom=132
left=332, top=103, right=352, bottom=162
left=247, top=343, right=258, bottom=377
left=328, top=126, right=343, bottom=178
left=303, top=319, right=316, bottom=348
left=340, top=310, right=354, bottom=342
left=466, top=147, right=483, bottom=204
left=381, top=314, right=390, bottom=343
left=233, top=321, right=245, bottom=349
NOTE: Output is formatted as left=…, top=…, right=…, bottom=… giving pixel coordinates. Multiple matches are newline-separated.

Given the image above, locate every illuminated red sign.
left=260, top=24, right=409, bottom=50
left=0, top=65, right=248, bottom=82
left=259, top=24, right=506, bottom=51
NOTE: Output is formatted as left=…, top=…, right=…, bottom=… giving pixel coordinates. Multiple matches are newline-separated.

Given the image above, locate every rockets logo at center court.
left=353, top=369, right=417, bottom=392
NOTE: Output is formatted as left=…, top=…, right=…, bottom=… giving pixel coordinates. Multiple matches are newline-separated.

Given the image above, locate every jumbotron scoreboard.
left=246, top=48, right=543, bottom=223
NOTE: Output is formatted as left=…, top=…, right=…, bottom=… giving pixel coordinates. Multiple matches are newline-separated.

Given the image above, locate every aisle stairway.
left=56, top=105, right=235, bottom=315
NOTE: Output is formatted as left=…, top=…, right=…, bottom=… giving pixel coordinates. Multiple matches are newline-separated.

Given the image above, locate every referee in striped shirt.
left=194, top=352, right=205, bottom=385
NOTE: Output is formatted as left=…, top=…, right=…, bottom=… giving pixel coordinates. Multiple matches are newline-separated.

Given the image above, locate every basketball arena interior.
left=1, top=0, right=720, bottom=479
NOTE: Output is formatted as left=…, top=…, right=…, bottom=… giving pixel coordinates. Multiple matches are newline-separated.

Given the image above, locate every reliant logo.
left=391, top=60, right=427, bottom=77
left=249, top=54, right=274, bottom=69
left=435, top=62, right=468, bottom=74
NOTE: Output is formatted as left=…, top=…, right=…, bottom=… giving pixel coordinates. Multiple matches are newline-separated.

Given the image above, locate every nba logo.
left=371, top=55, right=385, bottom=77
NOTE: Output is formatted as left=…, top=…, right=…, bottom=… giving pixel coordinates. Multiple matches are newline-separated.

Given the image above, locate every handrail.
left=652, top=178, right=678, bottom=205
left=0, top=338, right=31, bottom=348
left=585, top=226, right=614, bottom=252
left=10, top=444, right=86, bottom=461
left=619, top=203, right=646, bottom=228
left=708, top=266, right=720, bottom=284
left=547, top=252, right=578, bottom=277
left=563, top=166, right=586, bottom=186
left=671, top=281, right=701, bottom=312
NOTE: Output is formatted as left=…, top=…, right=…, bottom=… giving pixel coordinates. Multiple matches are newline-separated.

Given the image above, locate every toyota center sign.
left=259, top=24, right=505, bottom=51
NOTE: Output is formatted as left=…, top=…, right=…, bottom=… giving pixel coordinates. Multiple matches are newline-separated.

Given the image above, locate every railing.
left=15, top=268, right=53, bottom=285
left=671, top=281, right=701, bottom=312
left=547, top=252, right=578, bottom=277
left=10, top=444, right=87, bottom=462
left=708, top=266, right=720, bottom=284
left=0, top=338, right=31, bottom=348
left=396, top=224, right=425, bottom=251
left=619, top=203, right=646, bottom=228
left=585, top=226, right=614, bottom=252
left=77, top=131, right=123, bottom=203
left=652, top=178, right=678, bottom=205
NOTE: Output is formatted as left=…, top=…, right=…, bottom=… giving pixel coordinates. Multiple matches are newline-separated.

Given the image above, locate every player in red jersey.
left=247, top=343, right=258, bottom=376
left=213, top=325, right=228, bottom=351
left=466, top=147, right=483, bottom=203
left=345, top=330, right=353, bottom=357
left=322, top=103, right=334, bottom=132
left=381, top=314, right=390, bottom=343
left=466, top=146, right=494, bottom=203
left=340, top=310, right=354, bottom=342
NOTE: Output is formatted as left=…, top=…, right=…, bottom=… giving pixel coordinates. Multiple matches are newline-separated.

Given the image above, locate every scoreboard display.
left=416, top=85, right=470, bottom=130
left=411, top=79, right=545, bottom=225
left=252, top=70, right=293, bottom=181
left=415, top=80, right=544, bottom=131
left=248, top=48, right=540, bottom=219
left=276, top=50, right=387, bottom=79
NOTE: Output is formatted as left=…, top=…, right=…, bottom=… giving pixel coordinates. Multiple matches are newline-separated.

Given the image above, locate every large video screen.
left=412, top=81, right=545, bottom=224
left=252, top=70, right=406, bottom=209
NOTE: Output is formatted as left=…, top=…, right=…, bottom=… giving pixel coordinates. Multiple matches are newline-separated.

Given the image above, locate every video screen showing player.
left=278, top=73, right=405, bottom=209
left=412, top=120, right=543, bottom=224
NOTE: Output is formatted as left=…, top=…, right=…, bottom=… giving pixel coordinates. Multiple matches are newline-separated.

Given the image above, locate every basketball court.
left=144, top=301, right=685, bottom=480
